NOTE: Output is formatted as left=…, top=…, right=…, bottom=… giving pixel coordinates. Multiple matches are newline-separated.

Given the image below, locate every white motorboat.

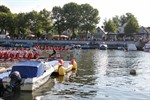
left=81, top=43, right=90, bottom=49
left=127, top=43, right=137, bottom=51
left=143, top=43, right=150, bottom=52
left=99, top=42, right=108, bottom=50
left=2, top=60, right=59, bottom=91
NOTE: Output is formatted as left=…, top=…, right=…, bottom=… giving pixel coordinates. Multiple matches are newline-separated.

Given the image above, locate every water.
left=1, top=50, right=150, bottom=100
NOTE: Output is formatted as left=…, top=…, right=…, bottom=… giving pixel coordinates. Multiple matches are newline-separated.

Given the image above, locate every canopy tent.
left=52, top=35, right=69, bottom=39
left=26, top=34, right=35, bottom=38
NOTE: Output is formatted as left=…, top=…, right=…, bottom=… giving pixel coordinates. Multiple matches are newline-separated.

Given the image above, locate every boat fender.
left=58, top=65, right=66, bottom=76
left=70, top=59, right=77, bottom=70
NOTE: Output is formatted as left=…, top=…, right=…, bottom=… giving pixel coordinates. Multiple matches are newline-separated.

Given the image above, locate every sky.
left=0, top=0, right=150, bottom=27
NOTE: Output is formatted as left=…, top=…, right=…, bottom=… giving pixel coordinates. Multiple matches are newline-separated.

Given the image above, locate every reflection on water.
left=1, top=50, right=150, bottom=100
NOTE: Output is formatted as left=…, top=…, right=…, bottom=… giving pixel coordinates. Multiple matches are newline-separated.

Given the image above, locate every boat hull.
left=143, top=44, right=150, bottom=52
left=3, top=66, right=55, bottom=91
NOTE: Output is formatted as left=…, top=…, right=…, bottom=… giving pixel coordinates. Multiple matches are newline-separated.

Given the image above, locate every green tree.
left=112, top=15, right=120, bottom=28
left=51, top=6, right=65, bottom=36
left=104, top=19, right=117, bottom=33
left=15, top=13, right=29, bottom=38
left=5, top=13, right=17, bottom=37
left=124, top=16, right=139, bottom=36
left=0, top=5, right=11, bottom=13
left=0, top=5, right=12, bottom=34
left=63, top=2, right=80, bottom=35
left=0, top=12, right=7, bottom=34
left=26, top=10, right=43, bottom=38
left=79, top=3, right=100, bottom=37
left=39, top=9, right=52, bottom=34
left=120, top=13, right=134, bottom=26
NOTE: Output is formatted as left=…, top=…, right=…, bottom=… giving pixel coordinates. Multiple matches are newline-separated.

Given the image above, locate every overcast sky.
left=0, top=0, right=150, bottom=27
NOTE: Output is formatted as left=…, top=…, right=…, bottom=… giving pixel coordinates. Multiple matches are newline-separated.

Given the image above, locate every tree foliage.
left=52, top=6, right=66, bottom=35
left=1, top=4, right=141, bottom=40
left=80, top=4, right=99, bottom=34
left=39, top=9, right=52, bottom=33
left=124, top=16, right=139, bottom=36
left=0, top=5, right=11, bottom=13
left=120, top=13, right=134, bottom=26
left=104, top=12, right=139, bottom=36
left=104, top=19, right=117, bottom=33
left=52, top=2, right=100, bottom=37
left=63, top=2, right=81, bottom=35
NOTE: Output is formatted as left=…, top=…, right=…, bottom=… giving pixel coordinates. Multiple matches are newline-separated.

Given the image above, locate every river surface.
left=1, top=50, right=150, bottom=100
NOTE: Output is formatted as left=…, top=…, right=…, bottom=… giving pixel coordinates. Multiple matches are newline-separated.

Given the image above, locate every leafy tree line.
left=104, top=13, right=140, bottom=37
left=0, top=2, right=100, bottom=39
left=0, top=6, right=53, bottom=39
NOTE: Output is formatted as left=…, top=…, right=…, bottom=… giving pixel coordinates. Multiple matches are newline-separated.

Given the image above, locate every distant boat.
left=143, top=43, right=150, bottom=52
left=99, top=42, right=108, bottom=50
left=81, top=43, right=90, bottom=49
left=127, top=44, right=137, bottom=51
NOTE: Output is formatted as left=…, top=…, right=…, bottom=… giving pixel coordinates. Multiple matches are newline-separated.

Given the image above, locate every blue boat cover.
left=11, top=61, right=46, bottom=78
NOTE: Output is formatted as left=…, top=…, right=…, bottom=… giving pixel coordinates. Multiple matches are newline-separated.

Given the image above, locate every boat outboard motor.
left=5, top=71, right=22, bottom=93
left=0, top=79, right=5, bottom=96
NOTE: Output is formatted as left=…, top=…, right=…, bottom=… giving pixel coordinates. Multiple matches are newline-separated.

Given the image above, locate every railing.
left=0, top=39, right=135, bottom=45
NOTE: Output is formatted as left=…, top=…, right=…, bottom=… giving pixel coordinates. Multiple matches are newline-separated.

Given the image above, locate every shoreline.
left=0, top=39, right=135, bottom=45
left=0, top=39, right=145, bottom=50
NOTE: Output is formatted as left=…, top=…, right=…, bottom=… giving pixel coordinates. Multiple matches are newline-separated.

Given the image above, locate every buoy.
left=130, top=69, right=136, bottom=75
left=70, top=59, right=77, bottom=70
left=58, top=65, right=66, bottom=76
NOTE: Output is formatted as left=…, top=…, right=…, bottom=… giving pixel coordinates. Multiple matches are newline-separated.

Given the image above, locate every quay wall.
left=0, top=39, right=135, bottom=46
